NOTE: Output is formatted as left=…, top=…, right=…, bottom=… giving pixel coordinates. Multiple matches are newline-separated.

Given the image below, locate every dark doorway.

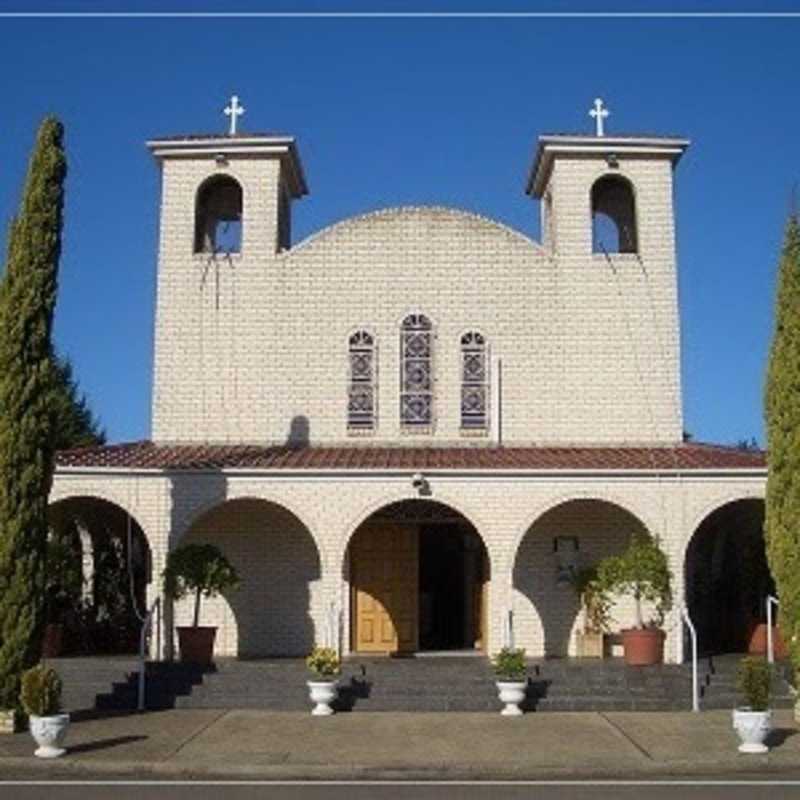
left=685, top=499, right=773, bottom=656
left=419, top=524, right=485, bottom=651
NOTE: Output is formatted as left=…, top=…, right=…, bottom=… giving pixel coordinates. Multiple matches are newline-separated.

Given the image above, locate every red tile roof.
left=54, top=441, right=766, bottom=471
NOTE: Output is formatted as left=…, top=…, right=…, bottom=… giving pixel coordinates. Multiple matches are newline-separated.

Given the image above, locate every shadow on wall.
left=176, top=494, right=321, bottom=657
left=286, top=415, right=310, bottom=449
left=512, top=500, right=649, bottom=657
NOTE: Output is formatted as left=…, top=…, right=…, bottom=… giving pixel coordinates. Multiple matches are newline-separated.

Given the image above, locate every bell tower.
left=525, top=100, right=691, bottom=445
left=146, top=97, right=308, bottom=443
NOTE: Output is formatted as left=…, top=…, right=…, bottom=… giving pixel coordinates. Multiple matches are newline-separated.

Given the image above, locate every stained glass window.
left=461, top=331, right=488, bottom=430
left=348, top=330, right=376, bottom=430
left=400, top=314, right=433, bottom=429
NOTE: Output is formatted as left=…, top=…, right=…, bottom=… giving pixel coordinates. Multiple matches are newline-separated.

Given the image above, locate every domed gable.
left=287, top=205, right=544, bottom=257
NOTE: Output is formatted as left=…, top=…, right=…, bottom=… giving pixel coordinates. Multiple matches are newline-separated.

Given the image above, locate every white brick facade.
left=50, top=126, right=767, bottom=665
left=149, top=136, right=684, bottom=447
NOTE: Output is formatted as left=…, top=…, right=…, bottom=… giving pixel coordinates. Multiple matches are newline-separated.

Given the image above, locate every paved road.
left=3, top=777, right=800, bottom=799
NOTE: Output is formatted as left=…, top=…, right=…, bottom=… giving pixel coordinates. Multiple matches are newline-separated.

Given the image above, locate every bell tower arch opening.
left=194, top=174, right=243, bottom=255
left=591, top=174, right=637, bottom=254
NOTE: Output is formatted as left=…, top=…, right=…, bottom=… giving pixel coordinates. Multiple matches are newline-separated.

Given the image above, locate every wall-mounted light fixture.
left=411, top=472, right=429, bottom=495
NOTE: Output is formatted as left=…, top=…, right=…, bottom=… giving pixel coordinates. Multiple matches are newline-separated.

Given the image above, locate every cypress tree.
left=51, top=354, right=105, bottom=450
left=0, top=117, right=66, bottom=711
left=765, top=213, right=800, bottom=673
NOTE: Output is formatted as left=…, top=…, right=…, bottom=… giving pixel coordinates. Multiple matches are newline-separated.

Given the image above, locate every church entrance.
left=348, top=500, right=489, bottom=655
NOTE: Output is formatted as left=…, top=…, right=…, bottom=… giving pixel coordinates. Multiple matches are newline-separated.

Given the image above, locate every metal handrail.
left=138, top=597, right=161, bottom=712
left=326, top=600, right=342, bottom=656
left=680, top=605, right=700, bottom=713
left=767, top=595, right=780, bottom=664
left=503, top=609, right=515, bottom=649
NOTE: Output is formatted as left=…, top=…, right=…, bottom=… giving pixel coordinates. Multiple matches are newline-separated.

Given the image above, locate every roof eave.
left=146, top=136, right=309, bottom=198
left=526, top=135, right=691, bottom=198
left=54, top=464, right=767, bottom=479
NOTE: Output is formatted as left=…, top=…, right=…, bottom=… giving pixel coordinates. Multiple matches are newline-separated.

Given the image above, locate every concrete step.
left=50, top=654, right=795, bottom=714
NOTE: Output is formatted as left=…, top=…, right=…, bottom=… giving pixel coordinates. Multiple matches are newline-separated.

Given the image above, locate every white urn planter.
left=732, top=708, right=772, bottom=754
left=307, top=680, right=338, bottom=716
left=495, top=680, right=526, bottom=716
left=29, top=713, right=70, bottom=758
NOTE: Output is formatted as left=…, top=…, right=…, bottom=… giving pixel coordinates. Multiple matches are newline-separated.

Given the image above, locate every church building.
left=49, top=98, right=769, bottom=664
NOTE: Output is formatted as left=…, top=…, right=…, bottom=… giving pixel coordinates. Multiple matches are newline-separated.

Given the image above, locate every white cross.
left=589, top=97, right=609, bottom=137
left=224, top=94, right=245, bottom=135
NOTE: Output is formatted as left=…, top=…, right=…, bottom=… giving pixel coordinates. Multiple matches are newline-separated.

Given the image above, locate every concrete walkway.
left=1, top=709, right=799, bottom=780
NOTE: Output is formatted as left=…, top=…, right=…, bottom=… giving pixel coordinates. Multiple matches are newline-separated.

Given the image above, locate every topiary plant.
left=306, top=646, right=341, bottom=679
left=738, top=656, right=771, bottom=712
left=163, top=544, right=240, bottom=627
left=492, top=647, right=527, bottom=681
left=595, top=533, right=673, bottom=629
left=20, top=665, right=62, bottom=717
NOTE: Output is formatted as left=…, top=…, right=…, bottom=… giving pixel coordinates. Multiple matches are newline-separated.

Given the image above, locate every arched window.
left=460, top=331, right=488, bottom=430
left=194, top=175, right=243, bottom=254
left=400, top=313, right=433, bottom=429
left=591, top=175, right=637, bottom=254
left=348, top=330, right=376, bottom=431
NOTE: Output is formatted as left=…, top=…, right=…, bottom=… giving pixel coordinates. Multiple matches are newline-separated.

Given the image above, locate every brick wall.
left=150, top=147, right=682, bottom=446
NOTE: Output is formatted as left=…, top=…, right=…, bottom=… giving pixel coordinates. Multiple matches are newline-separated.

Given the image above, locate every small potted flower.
left=306, top=646, right=341, bottom=716
left=733, top=656, right=772, bottom=753
left=595, top=533, right=672, bottom=666
left=492, top=647, right=527, bottom=716
left=163, top=543, right=240, bottom=666
left=570, top=566, right=611, bottom=658
left=20, top=664, right=69, bottom=758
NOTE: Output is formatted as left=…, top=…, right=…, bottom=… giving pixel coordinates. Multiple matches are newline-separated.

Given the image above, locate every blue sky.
left=0, top=4, right=797, bottom=446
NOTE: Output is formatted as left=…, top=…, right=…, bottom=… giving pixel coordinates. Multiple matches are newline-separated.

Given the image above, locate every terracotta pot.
left=41, top=624, right=63, bottom=659
left=176, top=626, right=217, bottom=665
left=621, top=627, right=664, bottom=666
left=748, top=623, right=788, bottom=660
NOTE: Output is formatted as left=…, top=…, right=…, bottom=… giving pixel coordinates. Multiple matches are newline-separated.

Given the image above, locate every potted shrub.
left=733, top=656, right=772, bottom=753
left=492, top=646, right=527, bottom=715
left=163, top=543, right=240, bottom=666
left=596, top=533, right=672, bottom=666
left=306, top=646, right=341, bottom=715
left=20, top=665, right=69, bottom=758
left=570, top=566, right=611, bottom=658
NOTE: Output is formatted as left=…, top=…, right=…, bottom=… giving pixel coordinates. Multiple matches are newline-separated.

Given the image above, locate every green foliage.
left=595, top=533, right=673, bottom=629
left=50, top=355, right=105, bottom=450
left=492, top=647, right=527, bottom=680
left=44, top=528, right=83, bottom=625
left=163, top=544, right=239, bottom=627
left=737, top=656, right=771, bottom=712
left=765, top=214, right=800, bottom=674
left=20, top=664, right=62, bottom=717
left=306, top=646, right=341, bottom=679
left=0, top=117, right=66, bottom=709
left=569, top=566, right=612, bottom=633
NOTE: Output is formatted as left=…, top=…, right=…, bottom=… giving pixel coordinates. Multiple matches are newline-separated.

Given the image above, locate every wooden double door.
left=351, top=521, right=419, bottom=653
left=350, top=520, right=488, bottom=654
